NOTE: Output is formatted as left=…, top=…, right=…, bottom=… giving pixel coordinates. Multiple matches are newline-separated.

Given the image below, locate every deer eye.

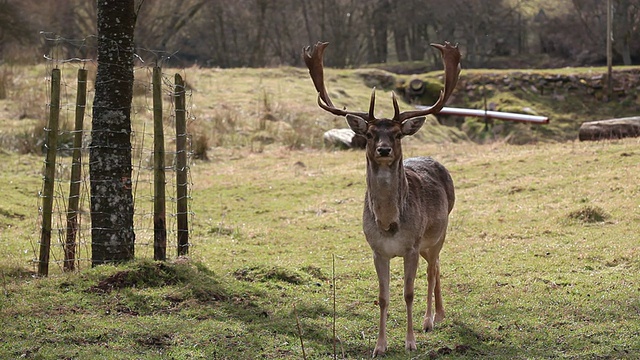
left=395, top=133, right=403, bottom=139
left=365, top=132, right=373, bottom=139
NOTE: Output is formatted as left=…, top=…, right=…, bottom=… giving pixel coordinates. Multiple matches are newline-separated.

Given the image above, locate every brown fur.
left=302, top=41, right=460, bottom=356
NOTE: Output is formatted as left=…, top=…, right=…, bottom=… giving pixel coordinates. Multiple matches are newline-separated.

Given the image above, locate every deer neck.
left=365, top=158, right=408, bottom=232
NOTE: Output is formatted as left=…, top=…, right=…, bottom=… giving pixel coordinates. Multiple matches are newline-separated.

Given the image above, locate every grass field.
left=0, top=61, right=639, bottom=358
left=1, top=137, right=639, bottom=359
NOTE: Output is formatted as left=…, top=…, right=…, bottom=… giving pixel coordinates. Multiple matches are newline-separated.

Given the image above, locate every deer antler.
left=303, top=42, right=373, bottom=121
left=393, top=42, right=461, bottom=123
left=303, top=41, right=461, bottom=124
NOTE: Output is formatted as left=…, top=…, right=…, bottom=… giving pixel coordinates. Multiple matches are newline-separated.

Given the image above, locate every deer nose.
left=377, top=147, right=392, bottom=157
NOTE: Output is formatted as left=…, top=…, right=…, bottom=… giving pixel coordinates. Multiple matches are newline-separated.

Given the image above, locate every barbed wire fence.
left=33, top=33, right=196, bottom=275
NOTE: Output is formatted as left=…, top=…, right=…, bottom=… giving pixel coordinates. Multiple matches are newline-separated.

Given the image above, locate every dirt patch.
left=86, top=261, right=183, bottom=293
left=567, top=205, right=610, bottom=223
left=233, top=265, right=310, bottom=285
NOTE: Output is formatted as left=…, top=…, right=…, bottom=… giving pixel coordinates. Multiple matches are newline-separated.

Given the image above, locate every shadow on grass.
left=77, top=259, right=349, bottom=357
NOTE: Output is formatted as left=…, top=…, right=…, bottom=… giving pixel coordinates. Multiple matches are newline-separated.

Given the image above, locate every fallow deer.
left=303, top=41, right=460, bottom=356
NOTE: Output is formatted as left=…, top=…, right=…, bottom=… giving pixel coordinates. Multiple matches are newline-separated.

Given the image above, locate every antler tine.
left=368, top=88, right=376, bottom=120
left=395, top=42, right=461, bottom=123
left=303, top=42, right=371, bottom=120
left=392, top=92, right=400, bottom=120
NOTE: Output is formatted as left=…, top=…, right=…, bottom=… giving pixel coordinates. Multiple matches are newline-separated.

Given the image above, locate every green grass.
left=2, top=62, right=638, bottom=154
left=0, top=62, right=639, bottom=358
left=2, top=138, right=639, bottom=359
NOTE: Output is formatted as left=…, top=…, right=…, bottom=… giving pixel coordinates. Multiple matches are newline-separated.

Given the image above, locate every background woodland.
left=0, top=0, right=638, bottom=69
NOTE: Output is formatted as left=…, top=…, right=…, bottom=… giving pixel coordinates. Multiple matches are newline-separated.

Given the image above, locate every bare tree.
left=2, top=0, right=636, bottom=69
left=367, top=0, right=390, bottom=63
left=559, top=0, right=639, bottom=65
left=29, top=0, right=98, bottom=59
left=391, top=0, right=410, bottom=62
left=612, top=0, right=639, bottom=65
left=90, top=0, right=138, bottom=265
left=132, top=0, right=207, bottom=63
left=0, top=1, right=34, bottom=60
left=389, top=0, right=432, bottom=62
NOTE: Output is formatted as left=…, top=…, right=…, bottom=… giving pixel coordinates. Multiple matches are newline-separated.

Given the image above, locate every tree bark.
left=370, top=0, right=389, bottom=63
left=90, top=0, right=136, bottom=265
left=300, top=0, right=315, bottom=47
left=250, top=0, right=269, bottom=67
left=391, top=0, right=409, bottom=62
left=614, top=0, right=634, bottom=65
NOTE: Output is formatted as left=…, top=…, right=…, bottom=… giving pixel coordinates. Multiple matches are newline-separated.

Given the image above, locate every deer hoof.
left=372, top=342, right=387, bottom=357
left=423, top=316, right=434, bottom=332
left=405, top=339, right=417, bottom=351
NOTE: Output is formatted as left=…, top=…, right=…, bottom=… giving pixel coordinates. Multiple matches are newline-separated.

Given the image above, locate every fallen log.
left=578, top=117, right=640, bottom=141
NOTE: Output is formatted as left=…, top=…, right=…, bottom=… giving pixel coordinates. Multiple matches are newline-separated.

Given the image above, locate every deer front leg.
left=433, top=235, right=446, bottom=325
left=372, top=253, right=390, bottom=357
left=403, top=250, right=420, bottom=351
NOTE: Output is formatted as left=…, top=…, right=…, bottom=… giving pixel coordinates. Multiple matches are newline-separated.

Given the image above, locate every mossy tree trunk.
left=90, top=0, right=137, bottom=265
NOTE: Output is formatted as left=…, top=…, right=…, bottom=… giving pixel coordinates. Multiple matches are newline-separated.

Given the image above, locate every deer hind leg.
left=372, top=253, right=390, bottom=357
left=433, top=256, right=445, bottom=324
left=421, top=241, right=444, bottom=332
left=403, top=250, right=420, bottom=351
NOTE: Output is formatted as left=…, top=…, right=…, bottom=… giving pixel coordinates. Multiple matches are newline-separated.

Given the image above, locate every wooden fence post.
left=38, top=68, right=61, bottom=276
left=174, top=73, right=189, bottom=256
left=63, top=68, right=88, bottom=271
left=153, top=66, right=167, bottom=261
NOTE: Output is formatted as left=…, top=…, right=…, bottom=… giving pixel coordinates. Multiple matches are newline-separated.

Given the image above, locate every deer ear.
left=346, top=114, right=368, bottom=136
left=401, top=116, right=426, bottom=136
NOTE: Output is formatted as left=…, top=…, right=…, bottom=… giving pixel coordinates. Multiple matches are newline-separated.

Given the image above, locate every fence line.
left=175, top=73, right=190, bottom=256
left=38, top=68, right=61, bottom=277
left=35, top=49, right=196, bottom=275
left=152, top=66, right=167, bottom=261
left=64, top=68, right=88, bottom=272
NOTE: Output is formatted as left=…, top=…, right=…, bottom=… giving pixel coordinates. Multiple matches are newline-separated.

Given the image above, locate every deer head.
left=302, top=42, right=461, bottom=165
